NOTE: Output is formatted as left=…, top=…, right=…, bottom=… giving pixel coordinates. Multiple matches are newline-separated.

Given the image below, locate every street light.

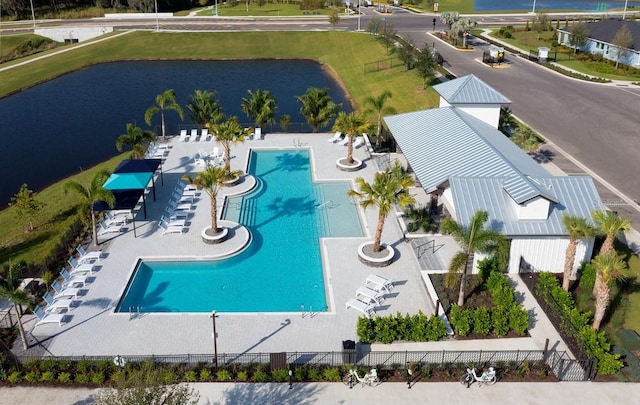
left=531, top=0, right=537, bottom=13
left=357, top=0, right=361, bottom=32
left=623, top=0, right=629, bottom=20
left=215, top=0, right=218, bottom=17
left=154, top=0, right=159, bottom=32
left=210, top=310, right=218, bottom=369
left=29, top=0, right=36, bottom=30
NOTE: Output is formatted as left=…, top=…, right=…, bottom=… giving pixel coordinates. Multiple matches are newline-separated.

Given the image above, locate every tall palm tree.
left=296, top=87, right=342, bottom=132
left=115, top=123, right=156, bottom=159
left=240, top=89, right=278, bottom=129
left=441, top=210, right=507, bottom=306
left=0, top=262, right=34, bottom=350
left=64, top=169, right=115, bottom=247
left=363, top=90, right=397, bottom=148
left=182, top=166, right=241, bottom=236
left=144, top=89, right=184, bottom=141
left=348, top=161, right=415, bottom=253
left=592, top=210, right=630, bottom=257
left=186, top=89, right=224, bottom=129
left=561, top=214, right=596, bottom=291
left=332, top=111, right=370, bottom=165
left=591, top=251, right=627, bottom=330
left=212, top=117, right=251, bottom=172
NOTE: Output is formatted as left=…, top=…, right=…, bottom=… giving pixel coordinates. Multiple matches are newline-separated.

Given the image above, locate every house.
left=384, top=74, right=604, bottom=275
left=557, top=19, right=640, bottom=68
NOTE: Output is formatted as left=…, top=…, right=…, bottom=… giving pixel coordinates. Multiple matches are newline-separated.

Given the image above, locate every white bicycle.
left=342, top=368, right=381, bottom=387
left=461, top=366, right=497, bottom=387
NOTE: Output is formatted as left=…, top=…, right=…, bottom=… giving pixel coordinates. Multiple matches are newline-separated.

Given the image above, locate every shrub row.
left=539, top=62, right=611, bottom=83
left=449, top=272, right=529, bottom=337
left=356, top=311, right=447, bottom=344
left=536, top=272, right=623, bottom=375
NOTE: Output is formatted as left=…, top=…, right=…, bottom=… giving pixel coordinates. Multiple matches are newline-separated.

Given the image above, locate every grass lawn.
left=196, top=3, right=333, bottom=16
left=0, top=30, right=439, bottom=268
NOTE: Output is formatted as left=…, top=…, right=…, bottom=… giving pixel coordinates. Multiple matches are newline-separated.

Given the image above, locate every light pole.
left=29, top=0, right=36, bottom=30
left=357, top=0, right=361, bottom=31
left=210, top=310, right=218, bottom=369
left=623, top=0, right=629, bottom=20
left=531, top=0, right=537, bottom=13
left=215, top=0, right=218, bottom=16
left=154, top=0, right=159, bottom=32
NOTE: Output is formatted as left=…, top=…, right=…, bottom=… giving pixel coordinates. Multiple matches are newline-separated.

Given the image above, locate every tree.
left=611, top=24, right=633, bottom=69
left=561, top=214, right=595, bottom=291
left=8, top=183, right=43, bottom=232
left=182, top=166, right=240, bottom=236
left=144, top=89, right=184, bottom=141
left=296, top=87, right=342, bottom=132
left=569, top=22, right=589, bottom=55
left=591, top=251, right=627, bottom=330
left=328, top=9, right=340, bottom=29
left=591, top=209, right=630, bottom=295
left=0, top=262, right=34, bottom=350
left=211, top=117, right=251, bottom=172
left=415, top=44, right=438, bottom=89
left=186, top=89, right=224, bottom=129
left=240, top=89, right=278, bottom=129
left=332, top=111, right=370, bottom=165
left=498, top=106, right=518, bottom=135
left=394, top=37, right=416, bottom=71
left=279, top=114, right=291, bottom=132
left=533, top=12, right=550, bottom=40
left=363, top=90, right=396, bottom=148
left=440, top=11, right=459, bottom=30
left=441, top=210, right=507, bottom=306
left=115, top=123, right=156, bottom=159
left=95, top=360, right=200, bottom=405
left=451, top=17, right=477, bottom=49
left=64, top=169, right=115, bottom=247
left=348, top=161, right=415, bottom=253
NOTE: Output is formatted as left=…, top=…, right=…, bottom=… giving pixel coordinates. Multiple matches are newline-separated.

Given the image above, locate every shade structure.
left=103, top=172, right=154, bottom=190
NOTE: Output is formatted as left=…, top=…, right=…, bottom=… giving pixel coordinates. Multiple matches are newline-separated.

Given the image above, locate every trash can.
left=342, top=340, right=356, bottom=364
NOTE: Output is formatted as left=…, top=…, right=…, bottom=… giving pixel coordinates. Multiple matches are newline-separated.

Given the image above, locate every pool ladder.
left=129, top=305, right=142, bottom=320
left=301, top=304, right=314, bottom=319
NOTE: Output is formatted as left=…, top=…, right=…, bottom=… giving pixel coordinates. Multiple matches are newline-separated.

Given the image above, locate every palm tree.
left=144, top=89, right=184, bottom=141
left=498, top=106, right=517, bottom=135
left=186, top=90, right=224, bottom=129
left=64, top=169, right=115, bottom=247
left=212, top=117, right=251, bottom=172
left=115, top=123, right=156, bottom=159
left=182, top=166, right=241, bottom=236
left=332, top=111, right=370, bottom=165
left=240, top=89, right=278, bottom=129
left=348, top=161, right=415, bottom=253
left=592, top=210, right=630, bottom=257
left=441, top=210, right=507, bottom=306
left=363, top=90, right=397, bottom=148
left=296, top=87, right=342, bottom=132
left=561, top=214, right=596, bottom=291
left=0, top=262, right=34, bottom=350
left=591, top=251, right=627, bottom=330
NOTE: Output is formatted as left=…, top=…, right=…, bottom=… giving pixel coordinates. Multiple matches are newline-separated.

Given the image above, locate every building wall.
left=557, top=30, right=640, bottom=67
left=512, top=196, right=550, bottom=220
left=509, top=236, right=595, bottom=275
left=35, top=26, right=113, bottom=43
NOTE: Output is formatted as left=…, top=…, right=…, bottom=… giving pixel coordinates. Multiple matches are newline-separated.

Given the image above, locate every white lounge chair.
left=253, top=127, right=262, bottom=140
left=168, top=201, right=193, bottom=212
left=202, top=128, right=210, bottom=141
left=338, top=136, right=351, bottom=146
left=160, top=215, right=186, bottom=228
left=105, top=211, right=128, bottom=226
left=165, top=207, right=190, bottom=220
left=345, top=298, right=376, bottom=318
left=194, top=153, right=206, bottom=166
left=179, top=129, right=188, bottom=142
left=42, top=292, right=73, bottom=314
left=352, top=136, right=364, bottom=148
left=191, top=129, right=198, bottom=141
left=171, top=191, right=194, bottom=205
left=159, top=221, right=186, bottom=235
left=33, top=306, right=65, bottom=328
left=177, top=179, right=198, bottom=192
left=356, top=285, right=385, bottom=304
left=51, top=280, right=80, bottom=300
left=98, top=219, right=125, bottom=236
left=60, top=268, right=88, bottom=288
left=67, top=257, right=96, bottom=275
left=328, top=131, right=342, bottom=143
left=75, top=245, right=102, bottom=264
left=366, top=274, right=395, bottom=293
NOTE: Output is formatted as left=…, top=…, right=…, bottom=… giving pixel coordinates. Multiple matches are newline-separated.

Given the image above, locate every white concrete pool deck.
left=24, top=132, right=441, bottom=356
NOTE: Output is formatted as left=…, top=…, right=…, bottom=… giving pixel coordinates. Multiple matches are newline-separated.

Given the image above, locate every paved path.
left=2, top=381, right=639, bottom=405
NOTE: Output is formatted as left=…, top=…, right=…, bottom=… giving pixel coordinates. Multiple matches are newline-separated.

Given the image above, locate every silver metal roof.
left=433, top=74, right=512, bottom=105
left=449, top=176, right=604, bottom=236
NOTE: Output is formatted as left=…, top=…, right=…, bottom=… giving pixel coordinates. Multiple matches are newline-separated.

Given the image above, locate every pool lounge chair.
left=253, top=127, right=262, bottom=140
left=67, top=257, right=96, bottom=275
left=352, top=136, right=364, bottom=148
left=356, top=285, right=385, bottom=304
left=202, top=128, right=210, bottom=141
left=179, top=129, right=188, bottom=142
left=194, top=153, right=206, bottom=166
left=328, top=131, right=342, bottom=143
left=60, top=268, right=88, bottom=288
left=177, top=179, right=198, bottom=192
left=160, top=215, right=186, bottom=228
left=345, top=298, right=376, bottom=318
left=191, top=129, right=198, bottom=141
left=98, top=220, right=125, bottom=237
left=51, top=280, right=80, bottom=300
left=33, top=307, right=66, bottom=328
left=165, top=207, right=190, bottom=220
left=75, top=245, right=102, bottom=264
left=366, top=274, right=395, bottom=293
left=159, top=221, right=186, bottom=236
left=42, top=292, right=74, bottom=314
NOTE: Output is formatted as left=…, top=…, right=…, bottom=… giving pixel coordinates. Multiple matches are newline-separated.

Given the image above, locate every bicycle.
left=461, top=366, right=497, bottom=387
left=342, top=368, right=381, bottom=387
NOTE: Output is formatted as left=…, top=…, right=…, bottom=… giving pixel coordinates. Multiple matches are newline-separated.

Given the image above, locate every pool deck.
left=23, top=132, right=442, bottom=356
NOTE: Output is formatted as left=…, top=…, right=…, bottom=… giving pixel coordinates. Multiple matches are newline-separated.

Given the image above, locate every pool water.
left=118, top=150, right=364, bottom=313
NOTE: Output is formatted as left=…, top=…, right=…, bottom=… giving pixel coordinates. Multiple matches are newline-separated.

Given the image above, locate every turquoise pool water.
left=118, top=149, right=364, bottom=313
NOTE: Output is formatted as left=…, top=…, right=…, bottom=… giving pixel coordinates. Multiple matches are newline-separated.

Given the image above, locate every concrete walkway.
left=2, top=381, right=639, bottom=405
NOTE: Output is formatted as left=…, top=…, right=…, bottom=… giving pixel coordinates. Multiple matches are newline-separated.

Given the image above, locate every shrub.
left=8, top=371, right=22, bottom=383
left=307, top=366, right=322, bottom=381
left=323, top=367, right=341, bottom=382
left=57, top=372, right=72, bottom=384
left=271, top=369, right=289, bottom=382
left=184, top=369, right=198, bottom=382
left=24, top=371, right=39, bottom=383
left=449, top=305, right=472, bottom=336
left=252, top=370, right=270, bottom=382
left=578, top=262, right=596, bottom=291
left=199, top=368, right=213, bottom=381
left=492, top=308, right=510, bottom=337
left=357, top=311, right=446, bottom=343
left=40, top=371, right=56, bottom=382
left=91, top=372, right=105, bottom=385
left=236, top=370, right=248, bottom=381
left=473, top=307, right=491, bottom=335
left=294, top=367, right=307, bottom=381
left=509, top=306, right=530, bottom=336
left=216, top=369, right=232, bottom=382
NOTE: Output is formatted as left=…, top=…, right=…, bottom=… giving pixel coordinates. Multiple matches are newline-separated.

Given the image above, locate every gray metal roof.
left=558, top=19, right=640, bottom=51
left=432, top=74, right=511, bottom=105
left=384, top=107, right=549, bottom=195
left=449, top=176, right=604, bottom=236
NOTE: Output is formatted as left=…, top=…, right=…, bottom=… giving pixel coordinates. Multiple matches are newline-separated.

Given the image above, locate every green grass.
left=0, top=30, right=439, bottom=268
left=196, top=4, right=332, bottom=16
left=0, top=34, right=44, bottom=59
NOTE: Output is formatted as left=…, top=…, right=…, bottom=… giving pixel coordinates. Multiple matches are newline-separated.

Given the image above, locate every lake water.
left=475, top=0, right=631, bottom=11
left=0, top=60, right=351, bottom=205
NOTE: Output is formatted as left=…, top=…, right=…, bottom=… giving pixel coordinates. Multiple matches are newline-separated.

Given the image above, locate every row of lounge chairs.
left=34, top=246, right=105, bottom=328
left=97, top=211, right=129, bottom=236
left=345, top=274, right=395, bottom=318
left=180, top=128, right=211, bottom=142
left=145, top=142, right=170, bottom=160
left=158, top=180, right=198, bottom=235
left=328, top=131, right=365, bottom=148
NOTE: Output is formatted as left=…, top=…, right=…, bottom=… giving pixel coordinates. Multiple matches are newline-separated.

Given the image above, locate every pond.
left=0, top=60, right=351, bottom=205
left=475, top=0, right=631, bottom=11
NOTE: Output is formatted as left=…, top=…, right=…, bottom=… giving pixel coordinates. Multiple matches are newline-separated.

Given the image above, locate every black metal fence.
left=364, top=57, right=403, bottom=74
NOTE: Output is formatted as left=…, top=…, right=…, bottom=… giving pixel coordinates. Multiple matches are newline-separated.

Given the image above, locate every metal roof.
left=432, top=74, right=511, bottom=105
left=558, top=19, right=640, bottom=51
left=449, top=176, right=604, bottom=236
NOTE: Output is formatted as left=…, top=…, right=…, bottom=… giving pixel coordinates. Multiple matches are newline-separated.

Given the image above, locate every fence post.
left=435, top=299, right=440, bottom=316
left=543, top=339, right=549, bottom=361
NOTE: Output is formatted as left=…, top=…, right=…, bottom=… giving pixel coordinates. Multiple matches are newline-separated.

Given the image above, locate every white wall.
left=508, top=236, right=594, bottom=275
left=454, top=104, right=501, bottom=129
left=438, top=97, right=451, bottom=108
left=512, top=196, right=550, bottom=220
left=35, top=26, right=113, bottom=43
left=441, top=187, right=456, bottom=220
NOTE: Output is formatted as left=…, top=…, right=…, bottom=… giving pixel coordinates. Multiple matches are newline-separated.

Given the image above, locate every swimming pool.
left=117, top=149, right=364, bottom=313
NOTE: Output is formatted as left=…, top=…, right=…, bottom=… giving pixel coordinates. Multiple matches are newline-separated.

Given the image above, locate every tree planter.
left=357, top=242, right=395, bottom=267
left=223, top=174, right=243, bottom=187
left=201, top=226, right=229, bottom=244
left=336, top=158, right=363, bottom=172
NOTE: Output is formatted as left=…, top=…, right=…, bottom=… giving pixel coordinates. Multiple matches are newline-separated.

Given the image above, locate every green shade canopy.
left=103, top=172, right=154, bottom=190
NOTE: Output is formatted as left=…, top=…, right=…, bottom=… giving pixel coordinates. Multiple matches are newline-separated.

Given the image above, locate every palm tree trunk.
left=91, top=210, right=98, bottom=247
left=376, top=117, right=382, bottom=148
left=457, top=253, right=474, bottom=306
left=562, top=240, right=578, bottom=291
left=160, top=111, right=166, bottom=141
left=600, top=236, right=614, bottom=257
left=210, top=193, right=219, bottom=233
left=592, top=275, right=610, bottom=330
left=224, top=144, right=231, bottom=172
left=13, top=303, right=29, bottom=350
left=373, top=213, right=386, bottom=252
left=347, top=135, right=354, bottom=164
